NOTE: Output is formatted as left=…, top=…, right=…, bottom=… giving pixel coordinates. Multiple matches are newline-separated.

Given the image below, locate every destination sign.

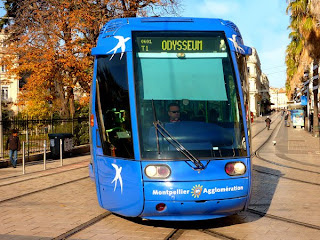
left=136, top=37, right=222, bottom=53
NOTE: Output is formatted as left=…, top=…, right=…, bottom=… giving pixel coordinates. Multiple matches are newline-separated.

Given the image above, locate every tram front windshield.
left=133, top=32, right=246, bottom=159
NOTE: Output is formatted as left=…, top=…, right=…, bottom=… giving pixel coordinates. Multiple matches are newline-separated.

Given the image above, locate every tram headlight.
left=225, top=162, right=246, bottom=176
left=145, top=165, right=171, bottom=179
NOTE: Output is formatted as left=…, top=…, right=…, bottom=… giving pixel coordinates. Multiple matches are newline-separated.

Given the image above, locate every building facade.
left=269, top=87, right=288, bottom=110
left=247, top=48, right=270, bottom=116
left=0, top=30, right=19, bottom=115
left=260, top=73, right=271, bottom=114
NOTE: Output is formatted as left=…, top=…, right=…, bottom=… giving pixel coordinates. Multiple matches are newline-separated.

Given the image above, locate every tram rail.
left=52, top=212, right=112, bottom=240
left=0, top=164, right=88, bottom=187
left=253, top=168, right=320, bottom=186
left=0, top=156, right=89, bottom=182
left=251, top=112, right=279, bottom=138
left=252, top=114, right=320, bottom=184
left=1, top=111, right=319, bottom=239
left=275, top=153, right=320, bottom=167
left=0, top=176, right=88, bottom=204
left=198, top=229, right=239, bottom=240
left=164, top=229, right=184, bottom=240
left=49, top=203, right=320, bottom=240
left=246, top=208, right=320, bottom=231
left=255, top=156, right=320, bottom=175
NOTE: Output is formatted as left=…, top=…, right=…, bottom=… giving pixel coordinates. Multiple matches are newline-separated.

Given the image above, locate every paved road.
left=0, top=114, right=319, bottom=240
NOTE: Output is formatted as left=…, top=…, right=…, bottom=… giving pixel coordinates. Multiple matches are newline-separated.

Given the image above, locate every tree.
left=1, top=0, right=180, bottom=118
left=285, top=0, right=310, bottom=94
left=286, top=0, right=320, bottom=136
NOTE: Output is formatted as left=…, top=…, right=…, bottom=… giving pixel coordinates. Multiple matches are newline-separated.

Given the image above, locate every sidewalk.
left=275, top=118, right=320, bottom=157
left=0, top=154, right=91, bottom=182
left=251, top=116, right=320, bottom=230
left=251, top=112, right=320, bottom=157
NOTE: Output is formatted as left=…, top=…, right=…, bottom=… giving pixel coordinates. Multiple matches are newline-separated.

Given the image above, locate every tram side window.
left=95, top=54, right=134, bottom=159
left=236, top=55, right=250, bottom=155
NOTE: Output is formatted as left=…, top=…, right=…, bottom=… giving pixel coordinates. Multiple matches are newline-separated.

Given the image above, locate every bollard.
left=60, top=139, right=63, bottom=166
left=22, top=142, right=25, bottom=174
left=44, top=140, right=46, bottom=170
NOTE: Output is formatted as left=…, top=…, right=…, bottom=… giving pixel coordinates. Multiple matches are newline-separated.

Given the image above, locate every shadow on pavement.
left=249, top=164, right=282, bottom=213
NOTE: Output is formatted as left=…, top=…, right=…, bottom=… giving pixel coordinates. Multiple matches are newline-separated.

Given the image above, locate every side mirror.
left=238, top=44, right=252, bottom=56
left=228, top=34, right=252, bottom=56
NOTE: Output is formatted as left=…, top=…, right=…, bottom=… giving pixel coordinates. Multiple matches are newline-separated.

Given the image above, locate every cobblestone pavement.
left=0, top=114, right=319, bottom=240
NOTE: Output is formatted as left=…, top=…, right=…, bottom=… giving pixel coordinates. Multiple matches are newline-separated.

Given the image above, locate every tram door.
left=93, top=54, right=144, bottom=216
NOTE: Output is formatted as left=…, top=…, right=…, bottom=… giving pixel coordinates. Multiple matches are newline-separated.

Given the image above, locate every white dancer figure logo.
left=228, top=34, right=244, bottom=53
left=111, top=164, right=123, bottom=193
left=107, top=36, right=130, bottom=60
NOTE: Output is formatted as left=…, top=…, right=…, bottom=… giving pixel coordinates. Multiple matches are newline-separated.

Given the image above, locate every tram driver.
left=168, top=103, right=181, bottom=122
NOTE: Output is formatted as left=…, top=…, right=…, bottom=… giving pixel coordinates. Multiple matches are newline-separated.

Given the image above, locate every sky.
left=0, top=1, right=290, bottom=88
left=181, top=0, right=290, bottom=88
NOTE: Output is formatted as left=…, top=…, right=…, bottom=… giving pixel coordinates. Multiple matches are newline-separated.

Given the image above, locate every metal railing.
left=0, top=116, right=89, bottom=160
left=21, top=138, right=66, bottom=174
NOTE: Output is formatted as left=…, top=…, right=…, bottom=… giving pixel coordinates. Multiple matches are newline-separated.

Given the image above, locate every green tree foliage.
left=286, top=0, right=320, bottom=89
left=286, top=0, right=309, bottom=92
left=286, top=0, right=320, bottom=136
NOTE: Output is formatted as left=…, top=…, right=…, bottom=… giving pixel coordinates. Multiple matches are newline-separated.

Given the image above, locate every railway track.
left=0, top=176, right=88, bottom=204
left=1, top=112, right=319, bottom=240
left=50, top=204, right=320, bottom=240
left=162, top=114, right=320, bottom=240
left=246, top=208, right=320, bottom=231
left=252, top=114, right=320, bottom=185
left=0, top=161, right=90, bottom=204
left=52, top=212, right=113, bottom=240
left=51, top=215, right=242, bottom=240
left=166, top=229, right=240, bottom=240
left=0, top=157, right=90, bottom=182
left=0, top=165, right=88, bottom=187
left=251, top=113, right=279, bottom=138
left=51, top=115, right=320, bottom=239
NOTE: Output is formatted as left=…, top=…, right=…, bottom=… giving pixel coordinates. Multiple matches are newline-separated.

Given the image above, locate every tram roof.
left=92, top=17, right=252, bottom=56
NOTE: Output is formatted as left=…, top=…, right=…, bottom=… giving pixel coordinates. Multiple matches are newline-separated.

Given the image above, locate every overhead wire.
left=263, top=64, right=286, bottom=71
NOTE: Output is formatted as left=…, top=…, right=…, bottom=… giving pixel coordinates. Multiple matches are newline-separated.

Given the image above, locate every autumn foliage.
left=1, top=0, right=180, bottom=118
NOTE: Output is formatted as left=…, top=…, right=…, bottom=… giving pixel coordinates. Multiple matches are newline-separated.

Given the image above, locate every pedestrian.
left=6, top=129, right=21, bottom=168
left=265, top=116, right=271, bottom=130
left=284, top=113, right=289, bottom=127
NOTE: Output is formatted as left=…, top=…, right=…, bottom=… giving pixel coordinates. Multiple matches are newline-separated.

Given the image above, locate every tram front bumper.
left=141, top=197, right=247, bottom=221
left=141, top=178, right=249, bottom=220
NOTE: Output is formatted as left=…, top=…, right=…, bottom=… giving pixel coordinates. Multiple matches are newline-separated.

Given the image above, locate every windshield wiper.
left=153, top=120, right=205, bottom=170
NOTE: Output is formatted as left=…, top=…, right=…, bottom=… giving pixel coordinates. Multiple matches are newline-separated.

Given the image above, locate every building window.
left=1, top=65, right=7, bottom=72
left=1, top=40, right=7, bottom=48
left=1, top=86, right=8, bottom=100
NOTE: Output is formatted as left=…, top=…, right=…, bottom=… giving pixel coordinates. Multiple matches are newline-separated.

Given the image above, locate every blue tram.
left=89, top=17, right=252, bottom=221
